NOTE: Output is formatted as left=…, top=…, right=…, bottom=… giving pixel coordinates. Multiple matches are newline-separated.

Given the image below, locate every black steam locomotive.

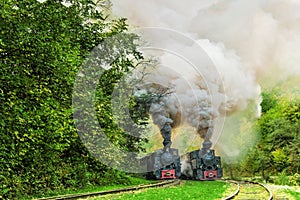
left=188, top=149, right=223, bottom=180
left=142, top=148, right=181, bottom=179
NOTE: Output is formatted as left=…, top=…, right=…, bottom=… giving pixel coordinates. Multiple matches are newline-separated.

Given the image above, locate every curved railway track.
left=223, top=180, right=273, bottom=200
left=37, top=179, right=180, bottom=200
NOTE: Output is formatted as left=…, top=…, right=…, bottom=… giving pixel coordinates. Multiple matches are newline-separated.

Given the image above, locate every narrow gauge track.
left=223, top=180, right=273, bottom=200
left=37, top=179, right=180, bottom=200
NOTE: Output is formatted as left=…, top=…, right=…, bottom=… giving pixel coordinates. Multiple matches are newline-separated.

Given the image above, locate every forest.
left=1, top=0, right=300, bottom=199
left=226, top=86, right=300, bottom=184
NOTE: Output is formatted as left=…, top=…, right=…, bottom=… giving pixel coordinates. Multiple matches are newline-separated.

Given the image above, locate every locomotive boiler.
left=188, top=149, right=223, bottom=180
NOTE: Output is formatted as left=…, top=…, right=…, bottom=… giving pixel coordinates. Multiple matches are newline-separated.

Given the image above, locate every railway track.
left=223, top=180, right=273, bottom=200
left=37, top=179, right=180, bottom=200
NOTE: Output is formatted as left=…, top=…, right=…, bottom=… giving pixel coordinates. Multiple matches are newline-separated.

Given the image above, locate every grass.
left=30, top=176, right=156, bottom=200
left=286, top=189, right=300, bottom=199
left=96, top=180, right=230, bottom=200
left=264, top=184, right=300, bottom=200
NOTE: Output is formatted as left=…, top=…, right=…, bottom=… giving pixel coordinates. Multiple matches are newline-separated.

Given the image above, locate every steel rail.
left=222, top=180, right=240, bottom=200
left=222, top=180, right=273, bottom=200
left=244, top=180, right=273, bottom=200
left=36, top=179, right=180, bottom=200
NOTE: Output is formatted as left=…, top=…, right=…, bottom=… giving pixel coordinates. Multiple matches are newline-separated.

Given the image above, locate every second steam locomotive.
left=187, top=149, right=223, bottom=180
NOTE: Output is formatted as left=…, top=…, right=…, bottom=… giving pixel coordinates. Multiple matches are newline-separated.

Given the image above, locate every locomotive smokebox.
left=161, top=150, right=173, bottom=166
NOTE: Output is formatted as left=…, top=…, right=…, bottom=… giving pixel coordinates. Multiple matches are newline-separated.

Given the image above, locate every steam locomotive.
left=142, top=148, right=222, bottom=180
left=187, top=149, right=223, bottom=180
left=142, top=148, right=181, bottom=179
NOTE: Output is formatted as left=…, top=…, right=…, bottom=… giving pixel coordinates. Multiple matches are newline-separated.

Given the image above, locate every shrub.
left=289, top=173, right=300, bottom=186
left=275, top=171, right=289, bottom=185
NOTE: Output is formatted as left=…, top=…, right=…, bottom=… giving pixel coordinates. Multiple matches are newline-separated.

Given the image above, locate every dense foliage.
left=245, top=91, right=300, bottom=176
left=227, top=88, right=300, bottom=185
left=0, top=0, right=145, bottom=198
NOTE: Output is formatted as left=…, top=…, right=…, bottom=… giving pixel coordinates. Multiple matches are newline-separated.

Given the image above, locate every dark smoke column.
left=161, top=118, right=173, bottom=150
left=197, top=110, right=214, bottom=157
left=150, top=101, right=173, bottom=151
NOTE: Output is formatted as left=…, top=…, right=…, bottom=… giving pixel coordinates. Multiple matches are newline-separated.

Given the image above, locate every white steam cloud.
left=111, top=0, right=300, bottom=158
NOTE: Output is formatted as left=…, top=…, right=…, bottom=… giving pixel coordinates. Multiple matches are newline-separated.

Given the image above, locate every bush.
left=275, top=171, right=290, bottom=185
left=274, top=171, right=300, bottom=186
left=289, top=173, right=300, bottom=186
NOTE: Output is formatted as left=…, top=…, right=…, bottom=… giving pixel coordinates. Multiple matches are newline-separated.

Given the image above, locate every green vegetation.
left=97, top=181, right=230, bottom=200
left=0, top=0, right=145, bottom=199
left=286, top=189, right=300, bottom=199
left=223, top=79, right=300, bottom=186
left=267, top=185, right=300, bottom=200
left=31, top=176, right=155, bottom=199
left=243, top=89, right=300, bottom=182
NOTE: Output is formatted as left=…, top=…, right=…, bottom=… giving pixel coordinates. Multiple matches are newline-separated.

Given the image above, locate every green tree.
left=0, top=0, right=144, bottom=198
left=243, top=91, right=300, bottom=179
